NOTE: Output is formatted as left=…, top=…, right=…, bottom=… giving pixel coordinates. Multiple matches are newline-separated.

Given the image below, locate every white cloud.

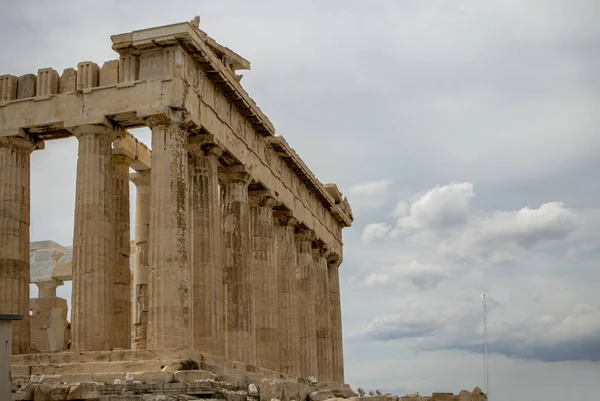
left=362, top=223, right=392, bottom=244
left=397, top=183, right=475, bottom=231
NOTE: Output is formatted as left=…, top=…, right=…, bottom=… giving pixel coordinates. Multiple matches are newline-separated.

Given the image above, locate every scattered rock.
left=309, top=389, right=335, bottom=401
left=249, top=383, right=259, bottom=396
left=141, top=395, right=179, bottom=401
left=307, top=376, right=317, bottom=386
left=173, top=369, right=217, bottom=383
left=358, top=388, right=366, bottom=397
left=66, top=382, right=100, bottom=400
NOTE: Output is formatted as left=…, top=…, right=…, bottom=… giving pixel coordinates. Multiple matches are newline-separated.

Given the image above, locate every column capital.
left=112, top=152, right=135, bottom=166
left=188, top=135, right=224, bottom=159
left=312, top=245, right=332, bottom=260
left=249, top=189, right=277, bottom=208
left=219, top=164, right=251, bottom=184
left=0, top=133, right=44, bottom=152
left=130, top=170, right=151, bottom=186
left=35, top=278, right=64, bottom=291
left=327, top=252, right=342, bottom=268
left=273, top=210, right=298, bottom=227
left=295, top=227, right=316, bottom=243
left=138, top=107, right=192, bottom=129
left=70, top=124, right=121, bottom=140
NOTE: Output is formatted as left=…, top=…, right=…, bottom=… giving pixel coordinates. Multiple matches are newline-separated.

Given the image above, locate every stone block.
left=60, top=69, right=76, bottom=93
left=13, top=365, right=31, bottom=376
left=17, top=382, right=36, bottom=400
left=216, top=374, right=248, bottom=390
left=130, top=371, right=174, bottom=384
left=119, top=54, right=139, bottom=83
left=140, top=395, right=178, bottom=400
left=309, top=389, right=335, bottom=401
left=76, top=61, right=99, bottom=90
left=66, top=382, right=100, bottom=400
left=186, top=381, right=217, bottom=396
left=17, top=74, right=36, bottom=98
left=12, top=392, right=29, bottom=400
left=49, top=384, right=71, bottom=400
left=1, top=74, right=18, bottom=102
left=36, top=68, right=60, bottom=96
left=173, top=370, right=216, bottom=383
left=99, top=60, right=119, bottom=86
left=162, top=382, right=186, bottom=394
left=223, top=390, right=248, bottom=401
left=259, top=378, right=284, bottom=401
left=317, top=382, right=357, bottom=398
left=280, top=380, right=312, bottom=401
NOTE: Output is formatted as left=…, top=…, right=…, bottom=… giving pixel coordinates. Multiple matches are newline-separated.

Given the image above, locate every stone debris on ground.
left=11, top=367, right=486, bottom=401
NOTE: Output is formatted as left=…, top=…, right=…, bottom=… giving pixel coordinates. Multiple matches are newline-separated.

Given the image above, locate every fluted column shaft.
left=296, top=229, right=318, bottom=377
left=0, top=136, right=38, bottom=354
left=328, top=260, right=345, bottom=383
left=220, top=165, right=253, bottom=364
left=249, top=190, right=278, bottom=371
left=275, top=212, right=300, bottom=377
left=147, top=118, right=190, bottom=349
left=189, top=142, right=224, bottom=357
left=131, top=171, right=150, bottom=349
left=71, top=125, right=117, bottom=351
left=112, top=153, right=133, bottom=349
left=314, top=248, right=333, bottom=381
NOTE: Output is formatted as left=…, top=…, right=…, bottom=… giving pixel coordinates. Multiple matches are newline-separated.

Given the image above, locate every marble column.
left=249, top=190, right=278, bottom=371
left=112, top=153, right=133, bottom=349
left=274, top=211, right=300, bottom=377
left=30, top=278, right=68, bottom=352
left=0, top=136, right=39, bottom=354
left=37, top=278, right=62, bottom=299
left=296, top=228, right=318, bottom=378
left=146, top=116, right=190, bottom=349
left=188, top=141, right=224, bottom=357
left=220, top=165, right=253, bottom=364
left=71, top=125, right=118, bottom=351
left=131, top=171, right=150, bottom=349
left=314, top=246, right=333, bottom=382
left=328, top=258, right=345, bottom=383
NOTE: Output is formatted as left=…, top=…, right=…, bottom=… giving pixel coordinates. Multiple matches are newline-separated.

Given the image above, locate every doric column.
left=112, top=152, right=134, bottom=349
left=71, top=124, right=118, bottom=351
left=314, top=246, right=333, bottom=382
left=219, top=165, right=253, bottom=364
left=188, top=140, right=224, bottom=357
left=37, top=278, right=63, bottom=299
left=145, top=113, right=190, bottom=349
left=131, top=171, right=150, bottom=349
left=31, top=278, right=68, bottom=352
left=274, top=211, right=300, bottom=377
left=0, top=135, right=40, bottom=354
left=296, top=228, right=318, bottom=378
left=328, top=256, right=345, bottom=383
left=249, top=190, right=278, bottom=371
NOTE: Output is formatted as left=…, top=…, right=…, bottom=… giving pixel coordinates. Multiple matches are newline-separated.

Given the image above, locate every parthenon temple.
left=0, top=17, right=354, bottom=388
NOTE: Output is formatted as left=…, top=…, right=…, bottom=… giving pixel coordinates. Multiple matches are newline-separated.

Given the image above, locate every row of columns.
left=0, top=116, right=344, bottom=382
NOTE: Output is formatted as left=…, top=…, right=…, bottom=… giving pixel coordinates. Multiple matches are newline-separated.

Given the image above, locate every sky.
left=1, top=1, right=599, bottom=400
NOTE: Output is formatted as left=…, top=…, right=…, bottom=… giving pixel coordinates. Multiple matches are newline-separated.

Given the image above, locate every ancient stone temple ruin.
left=1, top=18, right=485, bottom=401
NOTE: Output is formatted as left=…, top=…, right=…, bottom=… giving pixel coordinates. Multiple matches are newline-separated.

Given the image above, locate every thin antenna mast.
left=482, top=294, right=490, bottom=399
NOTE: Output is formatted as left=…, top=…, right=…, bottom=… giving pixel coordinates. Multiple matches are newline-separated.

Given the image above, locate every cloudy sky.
left=2, top=1, right=599, bottom=400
